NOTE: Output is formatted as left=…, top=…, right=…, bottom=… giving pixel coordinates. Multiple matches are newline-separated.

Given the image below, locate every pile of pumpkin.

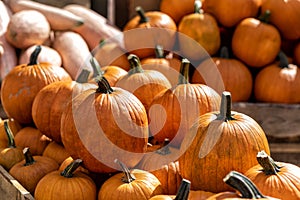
left=0, top=0, right=300, bottom=199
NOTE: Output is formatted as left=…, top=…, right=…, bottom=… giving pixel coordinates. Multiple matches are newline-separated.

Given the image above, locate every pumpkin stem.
left=90, top=57, right=104, bottom=79
left=155, top=45, right=165, bottom=58
left=258, top=10, right=271, bottom=23
left=136, top=6, right=149, bottom=23
left=174, top=179, right=191, bottom=200
left=96, top=76, right=114, bottom=94
left=128, top=54, right=144, bottom=74
left=23, top=147, right=36, bottom=166
left=224, top=171, right=266, bottom=199
left=257, top=150, right=282, bottom=175
left=220, top=46, right=230, bottom=59
left=114, top=159, right=136, bottom=183
left=217, top=91, right=234, bottom=121
left=3, top=120, right=16, bottom=148
left=60, top=159, right=83, bottom=178
left=28, top=45, right=42, bottom=65
left=194, top=0, right=204, bottom=14
left=178, top=58, right=190, bottom=85
left=76, top=69, right=91, bottom=83
left=278, top=51, right=290, bottom=69
left=156, top=138, right=171, bottom=155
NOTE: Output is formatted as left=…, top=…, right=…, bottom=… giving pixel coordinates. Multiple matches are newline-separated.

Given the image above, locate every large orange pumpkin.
left=1, top=45, right=72, bottom=125
left=179, top=91, right=270, bottom=192
left=61, top=76, right=149, bottom=173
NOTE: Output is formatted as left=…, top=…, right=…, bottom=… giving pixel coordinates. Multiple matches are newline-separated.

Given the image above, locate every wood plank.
left=270, top=143, right=300, bottom=166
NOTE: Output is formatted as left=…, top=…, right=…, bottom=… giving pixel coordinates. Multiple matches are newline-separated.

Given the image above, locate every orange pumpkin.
left=231, top=10, right=281, bottom=67
left=244, top=150, right=300, bottom=200
left=123, top=6, right=177, bottom=59
left=293, top=42, right=300, bottom=66
left=1, top=45, right=72, bottom=125
left=254, top=51, right=300, bottom=103
left=179, top=91, right=270, bottom=192
left=42, top=141, right=70, bottom=165
left=178, top=0, right=221, bottom=60
left=0, top=118, right=22, bottom=148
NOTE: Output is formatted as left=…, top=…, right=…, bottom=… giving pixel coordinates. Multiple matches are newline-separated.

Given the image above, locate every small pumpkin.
left=59, top=156, right=89, bottom=174
left=231, top=10, right=281, bottom=67
left=1, top=45, right=72, bottom=125
left=34, top=159, right=97, bottom=200
left=98, top=159, right=163, bottom=200
left=178, top=91, right=270, bottom=192
left=115, top=54, right=171, bottom=113
left=244, top=150, right=300, bottom=200
left=207, top=171, right=279, bottom=199
left=0, top=118, right=22, bottom=148
left=42, top=141, right=70, bottom=165
left=123, top=6, right=177, bottom=59
left=254, top=51, right=300, bottom=103
left=9, top=147, right=59, bottom=194
left=178, top=0, right=221, bottom=60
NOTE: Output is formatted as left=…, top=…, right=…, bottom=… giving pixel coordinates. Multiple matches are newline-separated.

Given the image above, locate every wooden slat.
left=270, top=143, right=300, bottom=166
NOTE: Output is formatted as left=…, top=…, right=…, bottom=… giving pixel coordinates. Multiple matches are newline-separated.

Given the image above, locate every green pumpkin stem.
left=90, top=57, right=104, bottom=79
left=257, top=150, right=282, bottom=175
left=174, top=179, right=191, bottom=200
left=155, top=45, right=165, bottom=58
left=217, top=91, right=234, bottom=121
left=76, top=69, right=91, bottom=83
left=28, top=45, right=42, bottom=65
left=136, top=6, right=149, bottom=23
left=258, top=10, right=271, bottom=23
left=178, top=58, right=190, bottom=85
left=23, top=147, right=36, bottom=166
left=220, top=46, right=230, bottom=59
left=60, top=159, right=83, bottom=178
left=4, top=120, right=16, bottom=148
left=278, top=51, right=290, bottom=69
left=224, top=171, right=266, bottom=199
left=194, top=0, right=204, bottom=14
left=114, top=159, right=136, bottom=183
left=128, top=54, right=144, bottom=74
left=156, top=138, right=171, bottom=155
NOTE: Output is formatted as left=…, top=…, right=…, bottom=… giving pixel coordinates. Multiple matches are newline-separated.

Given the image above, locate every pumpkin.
left=9, top=147, right=59, bottom=194
left=5, top=10, right=50, bottom=49
left=60, top=76, right=149, bottom=173
left=98, top=159, right=163, bottom=200
left=207, top=171, right=279, bottom=199
left=34, top=159, right=97, bottom=200
left=293, top=42, right=300, bottom=66
left=141, top=45, right=182, bottom=87
left=14, top=126, right=50, bottom=155
left=115, top=54, right=171, bottom=113
left=149, top=58, right=221, bottom=148
left=32, top=69, right=96, bottom=143
left=189, top=190, right=215, bottom=200
left=0, top=118, right=22, bottom=149
left=244, top=150, right=300, bottom=200
left=0, top=120, right=23, bottom=170
left=231, top=10, right=281, bottom=67
left=178, top=91, right=270, bottom=192
left=59, top=156, right=89, bottom=174
left=192, top=46, right=253, bottom=102
left=178, top=0, right=221, bottom=60
left=254, top=51, right=300, bottom=103
left=1, top=45, right=72, bottom=125
left=42, top=141, right=70, bottom=165
left=261, top=0, right=300, bottom=40
left=123, top=6, right=177, bottom=59
left=19, top=44, right=62, bottom=67
left=202, top=0, right=261, bottom=27
left=159, top=0, right=196, bottom=24
left=93, top=39, right=130, bottom=71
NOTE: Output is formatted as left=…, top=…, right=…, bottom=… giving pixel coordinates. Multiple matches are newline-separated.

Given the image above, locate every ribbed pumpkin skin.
left=1, top=63, right=71, bottom=125
left=61, top=87, right=149, bottom=173
left=179, top=111, right=270, bottom=192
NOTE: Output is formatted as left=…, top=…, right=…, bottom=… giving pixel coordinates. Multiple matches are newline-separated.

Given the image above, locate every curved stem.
left=217, top=91, right=234, bottom=121
left=194, top=0, right=204, bottom=14
left=136, top=6, right=149, bottom=23
left=96, top=76, right=113, bottom=94
left=258, top=10, right=271, bottom=23
left=224, top=171, right=266, bottom=199
left=3, top=120, right=16, bottom=148
left=155, top=45, right=165, bottom=58
left=220, top=46, right=230, bottom=59
left=90, top=57, right=104, bottom=79
left=23, top=147, right=36, bottom=166
left=278, top=51, right=290, bottom=69
left=76, top=69, right=91, bottom=83
left=175, top=179, right=191, bottom=200
left=28, top=45, right=42, bottom=65
left=257, top=150, right=282, bottom=175
left=178, top=58, right=190, bottom=85
left=156, top=138, right=171, bottom=155
left=60, top=159, right=83, bottom=178
left=128, top=54, right=144, bottom=74
left=114, top=159, right=136, bottom=183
